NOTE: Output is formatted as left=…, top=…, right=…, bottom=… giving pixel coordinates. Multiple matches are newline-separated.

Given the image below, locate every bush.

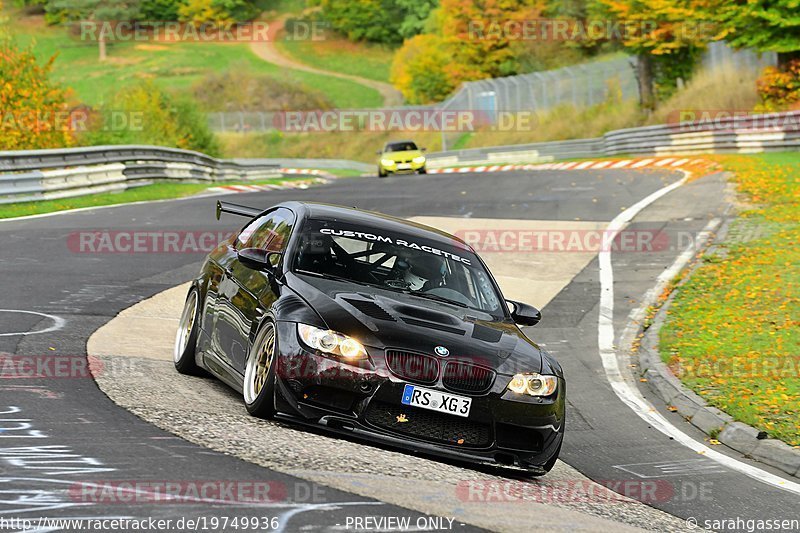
left=140, top=0, right=182, bottom=20
left=390, top=34, right=455, bottom=104
left=192, top=67, right=334, bottom=112
left=82, top=81, right=220, bottom=156
left=756, top=60, right=800, bottom=111
left=0, top=40, right=73, bottom=150
left=178, top=0, right=259, bottom=24
left=392, top=0, right=545, bottom=102
left=318, top=0, right=404, bottom=44
left=318, top=0, right=436, bottom=44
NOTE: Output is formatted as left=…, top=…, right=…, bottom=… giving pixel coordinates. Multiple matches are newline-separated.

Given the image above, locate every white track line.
left=598, top=173, right=800, bottom=496
left=0, top=309, right=66, bottom=336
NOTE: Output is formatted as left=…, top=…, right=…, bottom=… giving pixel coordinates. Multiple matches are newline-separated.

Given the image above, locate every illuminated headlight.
left=297, top=324, right=367, bottom=360
left=380, top=159, right=396, bottom=167
left=506, top=373, right=558, bottom=396
left=412, top=156, right=426, bottom=164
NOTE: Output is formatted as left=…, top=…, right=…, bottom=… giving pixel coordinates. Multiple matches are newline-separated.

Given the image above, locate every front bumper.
left=272, top=321, right=565, bottom=470
left=379, top=160, right=426, bottom=174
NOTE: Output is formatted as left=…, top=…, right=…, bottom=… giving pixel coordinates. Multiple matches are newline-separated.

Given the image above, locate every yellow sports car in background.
left=376, top=140, right=427, bottom=177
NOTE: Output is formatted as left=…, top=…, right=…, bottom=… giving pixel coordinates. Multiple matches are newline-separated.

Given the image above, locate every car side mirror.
left=507, top=300, right=541, bottom=326
left=376, top=150, right=382, bottom=155
left=421, top=147, right=427, bottom=152
left=238, top=248, right=281, bottom=274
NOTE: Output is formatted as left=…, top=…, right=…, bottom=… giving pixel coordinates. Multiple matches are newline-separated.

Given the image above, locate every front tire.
left=418, top=167, right=427, bottom=174
left=174, top=288, right=202, bottom=375
left=243, top=321, right=278, bottom=419
left=378, top=166, right=388, bottom=178
left=525, top=434, right=562, bottom=477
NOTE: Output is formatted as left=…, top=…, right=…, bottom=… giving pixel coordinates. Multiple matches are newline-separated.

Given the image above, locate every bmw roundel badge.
left=434, top=346, right=450, bottom=357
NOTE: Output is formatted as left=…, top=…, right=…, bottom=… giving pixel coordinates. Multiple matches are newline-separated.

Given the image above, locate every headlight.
left=297, top=323, right=367, bottom=360
left=506, top=373, right=558, bottom=396
left=380, top=158, right=396, bottom=167
left=412, top=156, right=426, bottom=164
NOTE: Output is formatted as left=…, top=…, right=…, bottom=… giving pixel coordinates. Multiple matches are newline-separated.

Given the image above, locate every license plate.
left=397, top=163, right=411, bottom=170
left=401, top=384, right=472, bottom=417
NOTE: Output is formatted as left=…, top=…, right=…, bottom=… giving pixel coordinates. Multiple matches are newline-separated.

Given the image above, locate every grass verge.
left=275, top=34, right=395, bottom=83
left=10, top=13, right=381, bottom=109
left=659, top=152, right=800, bottom=446
left=219, top=130, right=443, bottom=162
left=0, top=176, right=316, bottom=219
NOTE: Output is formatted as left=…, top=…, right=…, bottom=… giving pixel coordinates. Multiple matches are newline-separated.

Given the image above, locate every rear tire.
left=174, top=288, right=202, bottom=375
left=243, top=321, right=278, bottom=419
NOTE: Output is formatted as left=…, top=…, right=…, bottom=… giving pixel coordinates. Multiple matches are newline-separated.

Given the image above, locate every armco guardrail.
left=4, top=110, right=800, bottom=202
left=0, top=145, right=285, bottom=204
left=426, top=110, right=800, bottom=167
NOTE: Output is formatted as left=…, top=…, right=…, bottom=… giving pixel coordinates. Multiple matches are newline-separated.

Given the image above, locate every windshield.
left=385, top=142, right=418, bottom=152
left=292, top=218, right=505, bottom=318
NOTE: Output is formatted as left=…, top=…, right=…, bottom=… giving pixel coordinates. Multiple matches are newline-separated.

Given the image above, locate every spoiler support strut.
left=216, top=200, right=263, bottom=220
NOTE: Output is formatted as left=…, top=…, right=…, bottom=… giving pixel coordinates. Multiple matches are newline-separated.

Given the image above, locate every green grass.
left=0, top=176, right=315, bottom=219
left=659, top=152, right=800, bottom=446
left=275, top=34, right=395, bottom=83
left=10, top=14, right=382, bottom=108
left=322, top=168, right=364, bottom=177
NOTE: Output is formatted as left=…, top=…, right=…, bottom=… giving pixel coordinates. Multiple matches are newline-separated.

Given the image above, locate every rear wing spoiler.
left=216, top=200, right=263, bottom=220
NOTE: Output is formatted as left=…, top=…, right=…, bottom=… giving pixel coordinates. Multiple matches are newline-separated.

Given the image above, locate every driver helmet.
left=403, top=254, right=446, bottom=290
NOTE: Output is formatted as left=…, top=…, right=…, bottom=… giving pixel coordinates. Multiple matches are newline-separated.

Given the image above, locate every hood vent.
left=401, top=317, right=465, bottom=336
left=471, top=324, right=503, bottom=343
left=343, top=298, right=395, bottom=321
left=394, top=304, right=459, bottom=325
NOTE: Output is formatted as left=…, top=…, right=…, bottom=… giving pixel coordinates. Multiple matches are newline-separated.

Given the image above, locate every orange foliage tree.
left=596, top=0, right=712, bottom=109
left=391, top=0, right=545, bottom=104
left=0, top=41, right=73, bottom=150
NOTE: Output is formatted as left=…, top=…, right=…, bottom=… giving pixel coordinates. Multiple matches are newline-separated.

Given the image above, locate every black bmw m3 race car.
left=174, top=201, right=565, bottom=474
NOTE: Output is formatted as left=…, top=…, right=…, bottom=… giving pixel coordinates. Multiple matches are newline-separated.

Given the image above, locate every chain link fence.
left=703, top=41, right=776, bottom=73
left=438, top=55, right=637, bottom=116
left=208, top=43, right=778, bottom=149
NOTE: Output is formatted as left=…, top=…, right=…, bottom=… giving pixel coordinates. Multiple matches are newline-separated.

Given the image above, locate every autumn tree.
left=178, top=0, right=259, bottom=26
left=440, top=0, right=545, bottom=80
left=317, top=0, right=436, bottom=44
left=391, top=0, right=545, bottom=103
left=391, top=33, right=455, bottom=103
left=703, top=0, right=800, bottom=69
left=0, top=41, right=73, bottom=149
left=596, top=0, right=711, bottom=110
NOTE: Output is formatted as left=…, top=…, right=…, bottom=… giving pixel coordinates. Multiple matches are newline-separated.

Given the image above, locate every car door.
left=213, top=208, right=295, bottom=373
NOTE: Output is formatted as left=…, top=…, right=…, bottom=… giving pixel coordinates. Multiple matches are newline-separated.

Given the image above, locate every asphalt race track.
left=1, top=169, right=798, bottom=532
